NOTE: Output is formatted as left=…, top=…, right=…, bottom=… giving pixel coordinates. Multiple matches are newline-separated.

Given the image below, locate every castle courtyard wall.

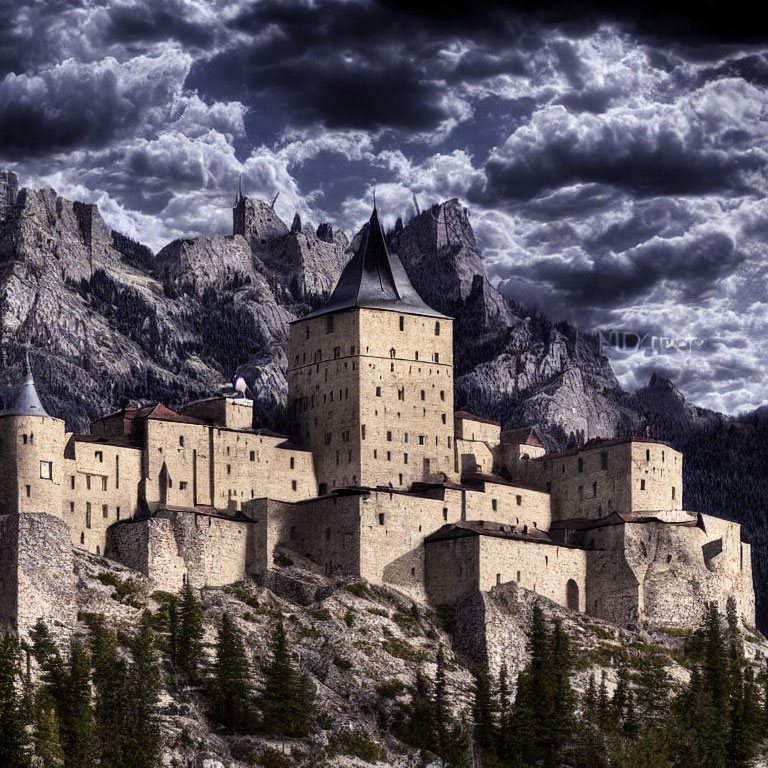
left=425, top=534, right=587, bottom=611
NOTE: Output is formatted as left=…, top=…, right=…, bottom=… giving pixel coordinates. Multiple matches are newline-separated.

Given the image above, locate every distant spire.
left=238, top=174, right=244, bottom=202
left=372, top=184, right=376, bottom=211
left=1, top=347, right=50, bottom=417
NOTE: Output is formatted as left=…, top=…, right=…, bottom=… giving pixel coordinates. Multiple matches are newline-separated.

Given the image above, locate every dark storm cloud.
left=479, top=109, right=764, bottom=203
left=103, top=0, right=216, bottom=48
left=505, top=230, right=742, bottom=310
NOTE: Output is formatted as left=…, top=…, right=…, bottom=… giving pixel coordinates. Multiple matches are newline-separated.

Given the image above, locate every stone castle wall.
left=0, top=512, right=76, bottom=644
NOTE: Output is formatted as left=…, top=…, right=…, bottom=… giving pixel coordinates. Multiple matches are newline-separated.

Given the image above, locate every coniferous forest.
left=2, top=587, right=766, bottom=768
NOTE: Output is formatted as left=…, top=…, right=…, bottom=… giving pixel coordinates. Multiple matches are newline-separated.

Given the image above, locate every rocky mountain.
left=1, top=184, right=767, bottom=629
left=52, top=545, right=768, bottom=767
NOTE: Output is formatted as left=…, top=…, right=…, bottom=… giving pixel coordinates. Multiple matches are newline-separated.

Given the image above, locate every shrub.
left=256, top=747, right=293, bottom=768
left=298, top=625, right=321, bottom=640
left=367, top=607, right=389, bottom=617
left=344, top=609, right=355, bottom=628
left=382, top=638, right=427, bottom=663
left=376, top=678, right=406, bottom=698
left=328, top=732, right=386, bottom=761
left=344, top=582, right=368, bottom=598
left=392, top=611, right=421, bottom=637
left=97, top=572, right=143, bottom=606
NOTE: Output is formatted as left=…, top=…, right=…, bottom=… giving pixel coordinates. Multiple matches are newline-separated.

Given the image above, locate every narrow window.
left=492, top=499, right=498, bottom=511
left=116, top=506, right=121, bottom=520
left=70, top=502, right=74, bottom=514
left=250, top=451, right=255, bottom=461
left=592, top=481, right=597, bottom=497
left=440, top=390, right=445, bottom=401
left=102, top=476, right=107, bottom=491
left=443, top=507, right=448, bottom=521
left=516, top=494, right=522, bottom=506
left=86, top=503, right=92, bottom=528
left=102, top=504, right=108, bottom=519
left=376, top=386, right=382, bottom=397
left=378, top=513, right=385, bottom=525
left=86, top=475, right=91, bottom=490
left=578, top=485, right=584, bottom=500
left=290, top=456, right=295, bottom=469
left=39, top=461, right=52, bottom=480
left=640, top=479, right=646, bottom=490
left=672, top=486, right=676, bottom=500
left=70, top=475, right=75, bottom=489
left=404, top=453, right=408, bottom=464
left=646, top=449, right=650, bottom=461
left=577, top=457, right=583, bottom=473
left=292, top=480, right=297, bottom=491
left=180, top=481, right=187, bottom=490
left=115, top=455, right=119, bottom=489
left=387, top=451, right=391, bottom=461
left=333, top=346, right=340, bottom=359
left=361, top=425, right=366, bottom=439
left=601, top=452, right=608, bottom=470
left=326, top=315, right=334, bottom=334
left=399, top=316, right=404, bottom=331
left=418, top=435, right=425, bottom=445
left=324, top=433, right=332, bottom=445
left=662, top=450, right=665, bottom=462
left=435, top=321, right=440, bottom=336
left=227, top=464, right=231, bottom=474
left=22, top=434, right=28, bottom=445
left=80, top=532, right=85, bottom=545
left=387, top=431, right=392, bottom=441
left=95, top=450, right=103, bottom=462
left=516, top=571, right=521, bottom=582
left=25, top=485, right=31, bottom=498
left=305, top=326, right=310, bottom=339
left=441, top=413, right=446, bottom=424
left=496, top=573, right=501, bottom=586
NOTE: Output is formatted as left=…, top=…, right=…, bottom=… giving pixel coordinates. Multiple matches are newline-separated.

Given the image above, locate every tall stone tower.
left=0, top=170, right=18, bottom=221
left=288, top=205, right=455, bottom=493
left=0, top=354, right=75, bottom=642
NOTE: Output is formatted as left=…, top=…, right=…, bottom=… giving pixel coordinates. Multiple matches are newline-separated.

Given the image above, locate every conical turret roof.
left=303, top=205, right=448, bottom=320
left=1, top=351, right=50, bottom=417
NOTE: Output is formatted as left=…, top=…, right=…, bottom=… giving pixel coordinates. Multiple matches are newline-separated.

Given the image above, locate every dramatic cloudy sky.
left=1, top=1, right=766, bottom=414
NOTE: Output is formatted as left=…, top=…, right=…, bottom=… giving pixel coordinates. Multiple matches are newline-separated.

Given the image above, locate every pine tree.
left=88, top=615, right=128, bottom=768
left=209, top=612, right=254, bottom=733
left=434, top=644, right=449, bottom=737
left=583, top=674, right=598, bottom=722
left=62, top=643, right=96, bottom=768
left=258, top=618, right=315, bottom=737
left=0, top=633, right=31, bottom=768
left=471, top=665, right=496, bottom=753
left=33, top=689, right=65, bottom=768
left=124, top=613, right=162, bottom=768
left=178, top=584, right=204, bottom=681
left=496, top=662, right=512, bottom=761
left=394, top=667, right=437, bottom=751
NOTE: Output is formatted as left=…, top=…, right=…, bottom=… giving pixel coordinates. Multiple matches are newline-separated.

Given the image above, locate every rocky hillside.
left=1, top=185, right=767, bottom=629
left=65, top=547, right=767, bottom=768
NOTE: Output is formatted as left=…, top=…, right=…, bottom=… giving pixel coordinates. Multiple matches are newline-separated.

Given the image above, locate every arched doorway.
left=566, top=579, right=580, bottom=612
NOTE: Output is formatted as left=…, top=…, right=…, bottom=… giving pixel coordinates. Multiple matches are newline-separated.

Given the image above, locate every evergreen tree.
left=496, top=662, right=512, bottom=761
left=258, top=618, right=315, bottom=737
left=548, top=618, right=575, bottom=765
left=434, top=644, right=449, bottom=737
left=61, top=643, right=96, bottom=768
left=582, top=674, right=598, bottom=723
left=33, top=689, right=65, bottom=768
left=88, top=615, right=128, bottom=768
left=178, top=584, right=204, bottom=681
left=394, top=667, right=437, bottom=751
left=124, top=613, right=163, bottom=768
left=471, top=665, right=496, bottom=753
left=209, top=612, right=254, bottom=733
left=0, top=633, right=31, bottom=768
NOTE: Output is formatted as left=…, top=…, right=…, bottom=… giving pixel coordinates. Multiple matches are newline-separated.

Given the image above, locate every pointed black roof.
left=302, top=206, right=448, bottom=320
left=1, top=350, right=50, bottom=418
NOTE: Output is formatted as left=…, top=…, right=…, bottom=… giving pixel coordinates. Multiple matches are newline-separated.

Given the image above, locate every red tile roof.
left=500, top=427, right=543, bottom=448
left=124, top=403, right=207, bottom=426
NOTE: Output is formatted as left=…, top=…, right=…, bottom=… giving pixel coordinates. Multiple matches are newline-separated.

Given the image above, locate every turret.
left=0, top=352, right=66, bottom=516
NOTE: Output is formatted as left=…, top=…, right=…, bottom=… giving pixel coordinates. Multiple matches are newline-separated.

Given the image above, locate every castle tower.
left=0, top=352, right=66, bottom=517
left=0, top=169, right=18, bottom=221
left=0, top=353, right=75, bottom=642
left=232, top=186, right=289, bottom=251
left=288, top=205, right=455, bottom=493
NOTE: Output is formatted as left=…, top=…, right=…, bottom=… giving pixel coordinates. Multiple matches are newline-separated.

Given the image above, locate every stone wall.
left=288, top=308, right=455, bottom=493
left=62, top=440, right=142, bottom=555
left=462, top=479, right=551, bottom=532
left=540, top=439, right=682, bottom=521
left=454, top=415, right=500, bottom=444
left=179, top=397, right=254, bottom=430
left=0, top=512, right=76, bottom=644
left=0, top=415, right=67, bottom=517
left=425, top=532, right=586, bottom=611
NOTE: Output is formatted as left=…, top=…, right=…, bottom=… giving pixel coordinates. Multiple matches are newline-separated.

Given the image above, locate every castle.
left=0, top=202, right=755, bottom=642
left=0, top=170, right=18, bottom=221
